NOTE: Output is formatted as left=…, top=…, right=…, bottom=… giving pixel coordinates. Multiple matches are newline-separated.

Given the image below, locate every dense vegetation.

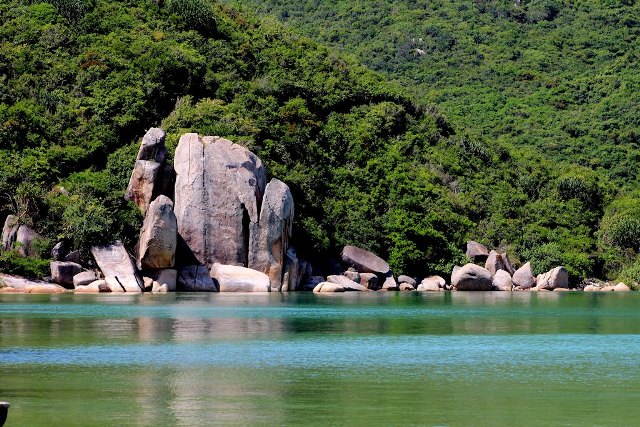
left=0, top=0, right=638, bottom=285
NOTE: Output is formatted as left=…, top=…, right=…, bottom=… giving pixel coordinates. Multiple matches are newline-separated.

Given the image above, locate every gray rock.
left=359, top=273, right=379, bottom=290
left=344, top=270, right=361, bottom=283
left=248, top=179, right=294, bottom=291
left=64, top=250, right=81, bottom=264
left=451, top=263, right=493, bottom=291
left=326, top=275, right=369, bottom=291
left=177, top=265, right=217, bottom=292
left=418, top=276, right=446, bottom=291
left=583, top=284, right=599, bottom=292
left=50, top=261, right=83, bottom=288
left=485, top=250, right=515, bottom=277
left=399, top=283, right=415, bottom=291
left=340, top=245, right=390, bottom=275
left=312, top=282, right=346, bottom=293
left=152, top=269, right=177, bottom=292
left=174, top=134, right=266, bottom=268
left=125, top=128, right=167, bottom=214
left=382, top=273, right=398, bottom=291
left=51, top=241, right=69, bottom=261
left=15, top=225, right=41, bottom=257
left=536, top=266, right=569, bottom=290
left=104, top=276, right=126, bottom=292
left=137, top=195, right=177, bottom=270
left=1, top=215, right=19, bottom=252
left=398, top=275, right=416, bottom=287
left=72, top=271, right=99, bottom=288
left=493, top=269, right=513, bottom=291
left=91, top=242, right=143, bottom=292
left=281, top=247, right=300, bottom=292
left=210, top=263, right=270, bottom=292
left=74, top=280, right=104, bottom=293
left=512, top=262, right=535, bottom=289
left=0, top=273, right=53, bottom=291
left=466, top=241, right=490, bottom=262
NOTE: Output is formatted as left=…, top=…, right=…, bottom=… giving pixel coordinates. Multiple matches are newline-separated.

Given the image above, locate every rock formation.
left=137, top=195, right=177, bottom=270
left=513, top=262, right=535, bottom=289
left=341, top=245, right=390, bottom=274
left=466, top=241, right=490, bottom=262
left=15, top=225, right=41, bottom=257
left=174, top=133, right=266, bottom=268
left=536, top=266, right=569, bottom=290
left=177, top=265, right=217, bottom=291
left=125, top=128, right=168, bottom=214
left=1, top=215, right=19, bottom=251
left=493, top=269, right=513, bottom=291
left=248, top=178, right=294, bottom=291
left=50, top=261, right=83, bottom=288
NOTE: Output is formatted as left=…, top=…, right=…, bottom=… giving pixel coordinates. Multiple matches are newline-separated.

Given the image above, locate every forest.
left=1, top=0, right=639, bottom=286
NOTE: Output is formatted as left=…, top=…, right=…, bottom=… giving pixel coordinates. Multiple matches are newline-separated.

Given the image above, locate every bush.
left=167, top=0, right=217, bottom=35
left=0, top=251, right=50, bottom=279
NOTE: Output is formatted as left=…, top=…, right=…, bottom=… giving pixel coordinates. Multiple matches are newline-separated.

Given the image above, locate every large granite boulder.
left=248, top=178, right=294, bottom=291
left=91, top=242, right=143, bottom=292
left=381, top=273, right=398, bottom=291
left=512, top=262, right=536, bottom=289
left=125, top=128, right=167, bottom=214
left=210, top=263, right=270, bottom=292
left=417, top=276, right=445, bottom=291
left=152, top=269, right=177, bottom=292
left=174, top=134, right=266, bottom=268
left=340, top=245, right=390, bottom=275
left=466, top=241, right=490, bottom=263
left=50, top=261, right=83, bottom=288
left=15, top=225, right=42, bottom=257
left=51, top=241, right=69, bottom=261
left=493, top=269, right=513, bottom=291
left=451, top=263, right=493, bottom=291
left=359, top=272, right=379, bottom=290
left=1, top=215, right=19, bottom=251
left=177, top=265, right=217, bottom=292
left=536, top=266, right=569, bottom=290
left=398, top=275, right=416, bottom=287
left=313, top=282, right=346, bottom=293
left=137, top=195, right=177, bottom=270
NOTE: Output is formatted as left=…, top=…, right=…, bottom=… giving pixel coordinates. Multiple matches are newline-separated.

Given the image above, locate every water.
left=2, top=292, right=640, bottom=426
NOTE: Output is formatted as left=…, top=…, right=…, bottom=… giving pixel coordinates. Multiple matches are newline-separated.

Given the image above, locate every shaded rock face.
left=177, top=265, right=217, bottom=292
left=125, top=128, right=167, bottom=214
left=50, top=261, right=83, bottom=288
left=313, top=282, right=345, bottom=293
left=398, top=275, right=416, bottom=287
left=493, top=269, right=513, bottom=291
left=73, top=271, right=98, bottom=288
left=359, top=273, right=379, bottom=290
left=326, top=275, right=369, bottom=291
left=513, top=262, right=535, bottom=289
left=137, top=195, right=177, bottom=270
left=15, top=225, right=41, bottom=257
left=281, top=248, right=300, bottom=292
left=91, top=242, right=143, bottom=292
left=1, top=215, right=19, bottom=251
left=152, top=269, right=177, bottom=292
left=248, top=179, right=294, bottom=291
left=210, top=263, right=270, bottom=292
left=174, top=134, right=266, bottom=269
left=340, top=245, right=390, bottom=275
left=451, top=263, right=493, bottom=291
left=51, top=241, right=69, bottom=261
left=466, top=241, right=489, bottom=263
left=536, top=266, right=569, bottom=290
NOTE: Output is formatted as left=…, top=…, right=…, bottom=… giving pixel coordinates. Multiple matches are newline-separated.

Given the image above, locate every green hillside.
left=0, top=0, right=638, bottom=284
left=228, top=0, right=640, bottom=185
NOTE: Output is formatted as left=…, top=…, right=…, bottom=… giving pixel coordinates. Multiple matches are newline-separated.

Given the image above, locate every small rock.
left=340, top=245, right=390, bottom=274
left=26, top=284, right=67, bottom=294
left=451, top=264, right=493, bottom=291
left=398, top=275, right=416, bottom=287
left=64, top=250, right=81, bottom=264
left=382, top=273, right=398, bottom=291
left=50, top=261, right=83, bottom=288
left=466, top=241, right=489, bottom=263
left=210, top=263, right=270, bottom=292
left=512, top=262, right=535, bottom=289
left=312, top=282, right=345, bottom=293
left=143, top=276, right=154, bottom=291
left=493, top=269, right=513, bottom=291
left=359, top=273, right=379, bottom=290
left=152, top=283, right=169, bottom=293
left=536, top=266, right=569, bottom=290
left=72, top=271, right=98, bottom=288
left=420, top=276, right=446, bottom=290
left=344, top=270, right=361, bottom=283
left=614, top=283, right=631, bottom=292
left=152, top=269, right=177, bottom=292
left=583, top=284, right=600, bottom=292
left=399, top=283, right=415, bottom=291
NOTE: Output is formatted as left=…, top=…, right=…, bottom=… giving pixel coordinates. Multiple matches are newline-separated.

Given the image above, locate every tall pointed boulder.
left=173, top=134, right=266, bottom=268
left=125, top=127, right=167, bottom=214
left=248, top=178, right=294, bottom=291
left=137, top=195, right=177, bottom=270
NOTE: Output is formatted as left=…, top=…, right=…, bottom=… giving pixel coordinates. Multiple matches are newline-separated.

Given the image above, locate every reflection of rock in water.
left=0, top=401, right=9, bottom=427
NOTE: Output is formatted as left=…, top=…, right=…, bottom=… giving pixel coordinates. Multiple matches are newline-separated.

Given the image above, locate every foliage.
left=0, top=251, right=50, bottom=278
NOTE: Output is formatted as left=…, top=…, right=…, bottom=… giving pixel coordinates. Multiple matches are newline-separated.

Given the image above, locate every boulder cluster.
left=0, top=129, right=634, bottom=294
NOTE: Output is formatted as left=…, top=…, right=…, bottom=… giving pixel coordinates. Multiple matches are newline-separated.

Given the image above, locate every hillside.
left=0, top=0, right=637, bottom=284
left=228, top=0, right=640, bottom=185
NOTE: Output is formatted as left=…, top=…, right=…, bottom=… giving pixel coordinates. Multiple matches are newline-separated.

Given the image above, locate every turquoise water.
left=2, top=292, right=640, bottom=426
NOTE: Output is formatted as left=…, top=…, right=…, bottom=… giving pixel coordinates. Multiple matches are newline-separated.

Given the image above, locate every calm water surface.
left=2, top=292, right=640, bottom=426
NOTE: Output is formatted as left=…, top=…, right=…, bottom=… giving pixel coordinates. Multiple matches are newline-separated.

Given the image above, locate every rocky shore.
left=0, top=129, right=633, bottom=294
